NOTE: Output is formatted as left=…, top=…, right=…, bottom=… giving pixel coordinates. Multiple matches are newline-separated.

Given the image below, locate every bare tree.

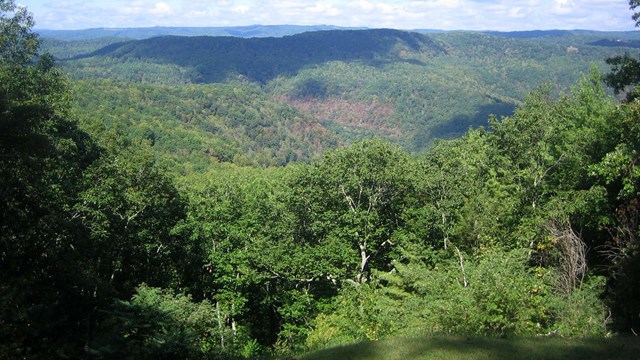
left=548, top=220, right=587, bottom=294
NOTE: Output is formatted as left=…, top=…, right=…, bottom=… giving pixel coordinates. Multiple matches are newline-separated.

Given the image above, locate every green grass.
left=297, top=336, right=640, bottom=360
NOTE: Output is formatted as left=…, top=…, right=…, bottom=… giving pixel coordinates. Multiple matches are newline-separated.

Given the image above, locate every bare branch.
left=548, top=220, right=587, bottom=294
left=340, top=185, right=357, bottom=214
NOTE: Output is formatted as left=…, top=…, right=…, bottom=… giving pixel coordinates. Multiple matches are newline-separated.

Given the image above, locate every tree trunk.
left=215, top=301, right=225, bottom=349
left=357, top=242, right=370, bottom=283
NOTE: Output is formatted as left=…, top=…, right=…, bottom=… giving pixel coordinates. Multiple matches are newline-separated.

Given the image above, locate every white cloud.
left=150, top=2, right=174, bottom=16
left=232, top=5, right=251, bottom=14
left=272, top=1, right=306, bottom=10
left=357, top=0, right=375, bottom=11
left=308, top=2, right=341, bottom=16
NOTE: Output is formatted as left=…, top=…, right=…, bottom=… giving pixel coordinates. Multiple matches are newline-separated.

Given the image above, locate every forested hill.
left=45, top=29, right=640, bottom=165
left=71, top=29, right=446, bottom=83
left=480, top=29, right=640, bottom=39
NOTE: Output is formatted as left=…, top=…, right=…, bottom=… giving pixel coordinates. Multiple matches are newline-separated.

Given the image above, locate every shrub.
left=306, top=248, right=608, bottom=350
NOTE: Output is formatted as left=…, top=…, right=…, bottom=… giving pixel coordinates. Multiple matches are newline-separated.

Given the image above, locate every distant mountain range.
left=35, top=25, right=362, bottom=40
left=36, top=25, right=640, bottom=41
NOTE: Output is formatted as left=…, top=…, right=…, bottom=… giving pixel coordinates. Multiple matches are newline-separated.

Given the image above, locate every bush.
left=547, top=275, right=610, bottom=337
left=306, top=248, right=609, bottom=350
left=90, top=285, right=262, bottom=359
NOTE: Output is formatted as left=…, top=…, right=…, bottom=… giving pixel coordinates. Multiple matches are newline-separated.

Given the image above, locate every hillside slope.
left=70, top=29, right=445, bottom=83
left=54, top=29, right=640, bottom=158
left=72, top=79, right=336, bottom=172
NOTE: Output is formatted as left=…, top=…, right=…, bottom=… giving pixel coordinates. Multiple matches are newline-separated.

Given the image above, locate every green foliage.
left=0, top=2, right=101, bottom=357
left=178, top=165, right=325, bottom=353
left=73, top=134, right=187, bottom=295
left=303, top=70, right=622, bottom=351
left=66, top=56, right=196, bottom=84
left=71, top=79, right=336, bottom=172
left=68, top=29, right=444, bottom=84
left=547, top=275, right=609, bottom=337
left=0, top=0, right=38, bottom=65
left=631, top=0, right=640, bottom=27
left=587, top=102, right=640, bottom=331
left=55, top=29, right=635, bottom=151
left=306, top=249, right=549, bottom=349
left=604, top=1, right=640, bottom=101
left=288, top=139, right=414, bottom=283
left=307, top=248, right=609, bottom=350
left=40, top=37, right=131, bottom=60
left=604, top=53, right=640, bottom=101
left=305, top=284, right=388, bottom=350
left=408, top=129, right=511, bottom=251
left=269, top=31, right=629, bottom=149
left=91, top=285, right=235, bottom=359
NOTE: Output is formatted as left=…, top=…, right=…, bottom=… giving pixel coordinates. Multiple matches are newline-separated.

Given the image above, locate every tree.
left=1, top=3, right=190, bottom=356
left=90, top=285, right=223, bottom=359
left=0, top=0, right=38, bottom=66
left=604, top=54, right=640, bottom=101
left=73, top=135, right=187, bottom=297
left=288, top=139, right=413, bottom=284
left=603, top=1, right=640, bottom=100
left=630, top=0, right=640, bottom=26
left=179, top=165, right=302, bottom=351
left=409, top=129, right=507, bottom=252
left=0, top=1, right=100, bottom=356
left=589, top=102, right=640, bottom=331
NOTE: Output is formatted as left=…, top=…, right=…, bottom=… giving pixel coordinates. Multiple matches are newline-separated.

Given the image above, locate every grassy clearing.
left=297, top=335, right=640, bottom=360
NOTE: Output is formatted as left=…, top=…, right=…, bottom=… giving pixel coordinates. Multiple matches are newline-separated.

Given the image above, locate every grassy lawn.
left=297, top=336, right=640, bottom=360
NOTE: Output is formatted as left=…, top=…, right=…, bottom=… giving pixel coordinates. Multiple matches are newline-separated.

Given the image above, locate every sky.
left=16, top=0, right=638, bottom=32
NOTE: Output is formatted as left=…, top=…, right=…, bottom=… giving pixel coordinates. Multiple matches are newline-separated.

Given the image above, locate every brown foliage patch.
left=283, top=96, right=401, bottom=136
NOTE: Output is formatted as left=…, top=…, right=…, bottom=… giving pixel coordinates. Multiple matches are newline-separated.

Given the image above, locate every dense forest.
left=3, top=0, right=640, bottom=358
left=35, top=26, right=640, bottom=171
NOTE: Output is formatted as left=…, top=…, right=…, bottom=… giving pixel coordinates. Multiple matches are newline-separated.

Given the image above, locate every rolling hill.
left=66, top=29, right=446, bottom=83
left=42, top=29, right=640, bottom=170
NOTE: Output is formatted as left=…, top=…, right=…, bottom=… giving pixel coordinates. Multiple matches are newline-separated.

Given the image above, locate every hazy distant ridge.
left=37, top=25, right=640, bottom=41
left=36, top=25, right=363, bottom=40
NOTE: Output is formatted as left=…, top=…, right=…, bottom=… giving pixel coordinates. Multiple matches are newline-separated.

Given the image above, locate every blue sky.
left=18, top=0, right=637, bottom=31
